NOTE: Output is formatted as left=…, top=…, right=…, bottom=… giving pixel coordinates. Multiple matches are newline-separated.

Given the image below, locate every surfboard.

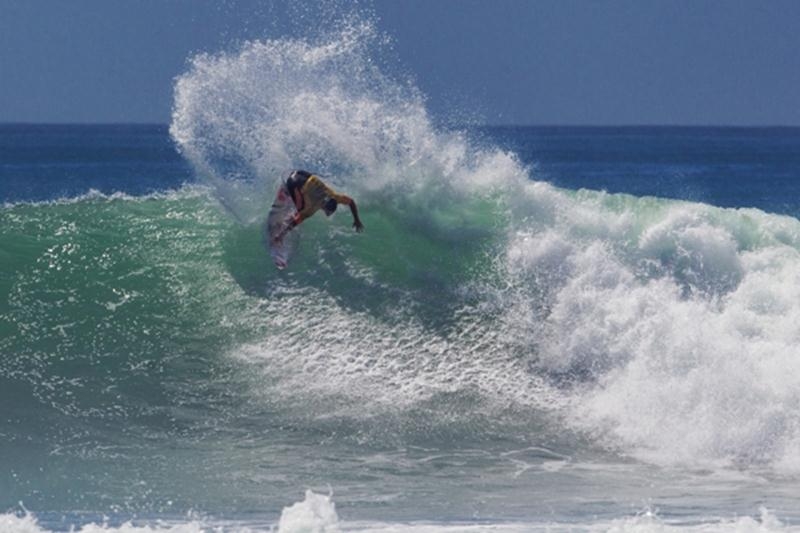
left=265, top=183, right=298, bottom=269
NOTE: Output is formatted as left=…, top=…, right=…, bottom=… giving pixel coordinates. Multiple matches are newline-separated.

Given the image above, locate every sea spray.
left=277, top=490, right=340, bottom=533
left=170, top=18, right=521, bottom=225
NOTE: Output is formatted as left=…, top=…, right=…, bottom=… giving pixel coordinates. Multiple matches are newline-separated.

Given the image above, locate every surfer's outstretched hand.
left=353, top=220, right=364, bottom=233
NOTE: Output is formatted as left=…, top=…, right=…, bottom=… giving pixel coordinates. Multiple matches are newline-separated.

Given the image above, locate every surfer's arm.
left=328, top=190, right=363, bottom=232
left=344, top=197, right=364, bottom=232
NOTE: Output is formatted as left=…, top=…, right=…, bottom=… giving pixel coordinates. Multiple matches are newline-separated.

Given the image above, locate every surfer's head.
left=323, top=197, right=338, bottom=216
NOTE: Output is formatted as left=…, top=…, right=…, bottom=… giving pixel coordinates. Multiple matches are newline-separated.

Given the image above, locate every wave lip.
left=170, top=17, right=523, bottom=225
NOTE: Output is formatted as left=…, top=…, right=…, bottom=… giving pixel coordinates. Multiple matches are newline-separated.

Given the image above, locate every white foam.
left=0, top=512, right=43, bottom=533
left=504, top=183, right=800, bottom=470
left=3, top=504, right=793, bottom=533
left=346, top=508, right=795, bottom=533
left=0, top=512, right=207, bottom=533
left=1, top=185, right=211, bottom=210
left=232, top=285, right=561, bottom=423
left=277, top=490, right=340, bottom=533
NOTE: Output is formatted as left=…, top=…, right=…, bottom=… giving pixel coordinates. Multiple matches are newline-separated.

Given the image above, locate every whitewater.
left=3, top=17, right=800, bottom=533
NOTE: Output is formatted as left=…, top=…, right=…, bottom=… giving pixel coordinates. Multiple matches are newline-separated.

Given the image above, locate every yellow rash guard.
left=297, top=175, right=348, bottom=219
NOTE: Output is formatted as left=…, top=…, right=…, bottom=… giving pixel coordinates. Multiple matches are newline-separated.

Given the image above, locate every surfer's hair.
left=323, top=197, right=338, bottom=216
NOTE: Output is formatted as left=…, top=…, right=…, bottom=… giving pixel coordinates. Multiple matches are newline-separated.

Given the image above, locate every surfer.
left=274, top=170, right=364, bottom=242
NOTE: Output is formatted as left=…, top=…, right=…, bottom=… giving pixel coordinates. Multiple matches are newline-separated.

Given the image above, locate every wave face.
left=4, top=13, right=800, bottom=524
left=168, top=18, right=800, bottom=472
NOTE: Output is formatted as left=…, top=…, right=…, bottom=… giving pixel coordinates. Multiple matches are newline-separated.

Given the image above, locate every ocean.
left=4, top=22, right=800, bottom=533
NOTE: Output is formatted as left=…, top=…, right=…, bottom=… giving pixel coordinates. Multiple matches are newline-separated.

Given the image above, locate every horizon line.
left=2, top=121, right=800, bottom=129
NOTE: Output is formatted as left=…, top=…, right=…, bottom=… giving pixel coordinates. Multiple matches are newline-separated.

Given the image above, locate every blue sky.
left=1, top=0, right=799, bottom=125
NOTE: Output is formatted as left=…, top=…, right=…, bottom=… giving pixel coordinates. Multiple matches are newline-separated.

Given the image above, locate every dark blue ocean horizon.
left=3, top=123, right=800, bottom=218
left=0, top=123, right=190, bottom=202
